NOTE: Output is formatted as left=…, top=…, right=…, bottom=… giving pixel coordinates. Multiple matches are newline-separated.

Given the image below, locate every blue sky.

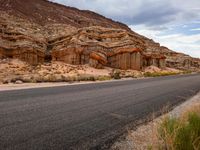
left=50, top=0, right=200, bottom=58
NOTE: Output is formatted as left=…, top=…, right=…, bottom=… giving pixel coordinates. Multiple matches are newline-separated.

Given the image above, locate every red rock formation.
left=0, top=0, right=199, bottom=71
left=49, top=27, right=147, bottom=70
left=160, top=46, right=200, bottom=71
left=143, top=53, right=166, bottom=68
left=0, top=12, right=46, bottom=65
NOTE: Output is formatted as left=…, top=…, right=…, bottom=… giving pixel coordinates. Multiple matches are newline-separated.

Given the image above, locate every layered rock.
left=0, top=12, right=46, bottom=65
left=50, top=27, right=148, bottom=70
left=166, top=52, right=200, bottom=71
left=0, top=0, right=199, bottom=71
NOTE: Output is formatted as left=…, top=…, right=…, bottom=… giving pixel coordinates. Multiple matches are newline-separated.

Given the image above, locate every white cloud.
left=50, top=0, right=200, bottom=58
left=158, top=34, right=200, bottom=58
left=190, top=28, right=200, bottom=31
left=51, top=0, right=200, bottom=26
left=130, top=25, right=200, bottom=58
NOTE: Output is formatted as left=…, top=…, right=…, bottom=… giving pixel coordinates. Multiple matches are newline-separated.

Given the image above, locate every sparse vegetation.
left=157, top=110, right=200, bottom=150
left=182, top=70, right=193, bottom=74
left=96, top=75, right=112, bottom=81
left=110, top=69, right=121, bottom=79
left=143, top=72, right=180, bottom=77
left=0, top=58, right=197, bottom=84
left=111, top=97, right=200, bottom=150
left=76, top=74, right=96, bottom=81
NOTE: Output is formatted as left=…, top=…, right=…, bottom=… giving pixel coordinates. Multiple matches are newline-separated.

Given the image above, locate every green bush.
left=158, top=112, right=200, bottom=150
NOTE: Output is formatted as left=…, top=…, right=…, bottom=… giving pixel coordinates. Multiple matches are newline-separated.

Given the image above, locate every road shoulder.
left=111, top=91, right=200, bottom=150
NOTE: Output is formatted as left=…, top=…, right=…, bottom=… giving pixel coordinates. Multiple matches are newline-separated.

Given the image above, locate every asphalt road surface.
left=0, top=74, right=200, bottom=150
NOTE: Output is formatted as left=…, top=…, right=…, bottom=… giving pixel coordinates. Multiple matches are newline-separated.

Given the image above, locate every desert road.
left=0, top=74, right=200, bottom=150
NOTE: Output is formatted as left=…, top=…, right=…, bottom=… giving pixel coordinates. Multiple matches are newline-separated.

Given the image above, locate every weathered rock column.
left=159, top=59, right=166, bottom=68
left=130, top=52, right=142, bottom=70
left=0, top=49, right=3, bottom=59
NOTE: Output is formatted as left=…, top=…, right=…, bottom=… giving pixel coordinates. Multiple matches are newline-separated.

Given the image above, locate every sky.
left=50, top=0, right=200, bottom=58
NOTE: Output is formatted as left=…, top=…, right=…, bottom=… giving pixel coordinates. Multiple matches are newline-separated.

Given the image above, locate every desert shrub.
left=2, top=78, right=11, bottom=84
left=10, top=76, right=33, bottom=83
left=158, top=112, right=200, bottom=150
left=182, top=70, right=193, bottom=74
left=20, top=76, right=33, bottom=83
left=31, top=75, right=44, bottom=83
left=96, top=75, right=112, bottom=81
left=110, top=69, right=121, bottom=79
left=10, top=77, right=21, bottom=83
left=61, top=76, right=77, bottom=82
left=76, top=74, right=96, bottom=81
left=144, top=72, right=179, bottom=77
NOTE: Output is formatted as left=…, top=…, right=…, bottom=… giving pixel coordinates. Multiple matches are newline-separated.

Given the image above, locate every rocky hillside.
left=0, top=0, right=199, bottom=71
left=0, top=0, right=130, bottom=30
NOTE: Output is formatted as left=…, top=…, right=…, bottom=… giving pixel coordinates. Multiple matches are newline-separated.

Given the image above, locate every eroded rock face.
left=166, top=53, right=200, bottom=71
left=50, top=27, right=148, bottom=70
left=0, top=0, right=199, bottom=71
left=0, top=12, right=46, bottom=65
left=160, top=46, right=200, bottom=71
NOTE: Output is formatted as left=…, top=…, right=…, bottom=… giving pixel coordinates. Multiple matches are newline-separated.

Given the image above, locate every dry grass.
left=150, top=103, right=200, bottom=150
left=143, top=72, right=180, bottom=77
left=96, top=75, right=112, bottom=81
left=111, top=98, right=200, bottom=150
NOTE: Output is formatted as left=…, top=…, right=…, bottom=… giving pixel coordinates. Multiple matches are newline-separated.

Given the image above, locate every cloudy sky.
left=50, top=0, right=200, bottom=57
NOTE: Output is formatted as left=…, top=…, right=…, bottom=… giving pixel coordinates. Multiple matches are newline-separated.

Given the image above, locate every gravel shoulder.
left=111, top=91, right=200, bottom=150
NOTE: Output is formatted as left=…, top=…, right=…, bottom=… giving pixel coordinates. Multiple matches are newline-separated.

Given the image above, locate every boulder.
left=15, top=80, right=23, bottom=84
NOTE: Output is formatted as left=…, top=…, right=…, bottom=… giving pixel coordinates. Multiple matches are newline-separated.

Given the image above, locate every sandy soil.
left=0, top=59, right=112, bottom=82
left=0, top=82, right=71, bottom=91
left=0, top=58, right=184, bottom=92
left=144, top=66, right=181, bottom=73
left=0, top=77, right=137, bottom=91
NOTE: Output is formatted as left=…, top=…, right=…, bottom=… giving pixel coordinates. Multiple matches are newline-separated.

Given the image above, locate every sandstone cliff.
left=0, top=0, right=199, bottom=71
